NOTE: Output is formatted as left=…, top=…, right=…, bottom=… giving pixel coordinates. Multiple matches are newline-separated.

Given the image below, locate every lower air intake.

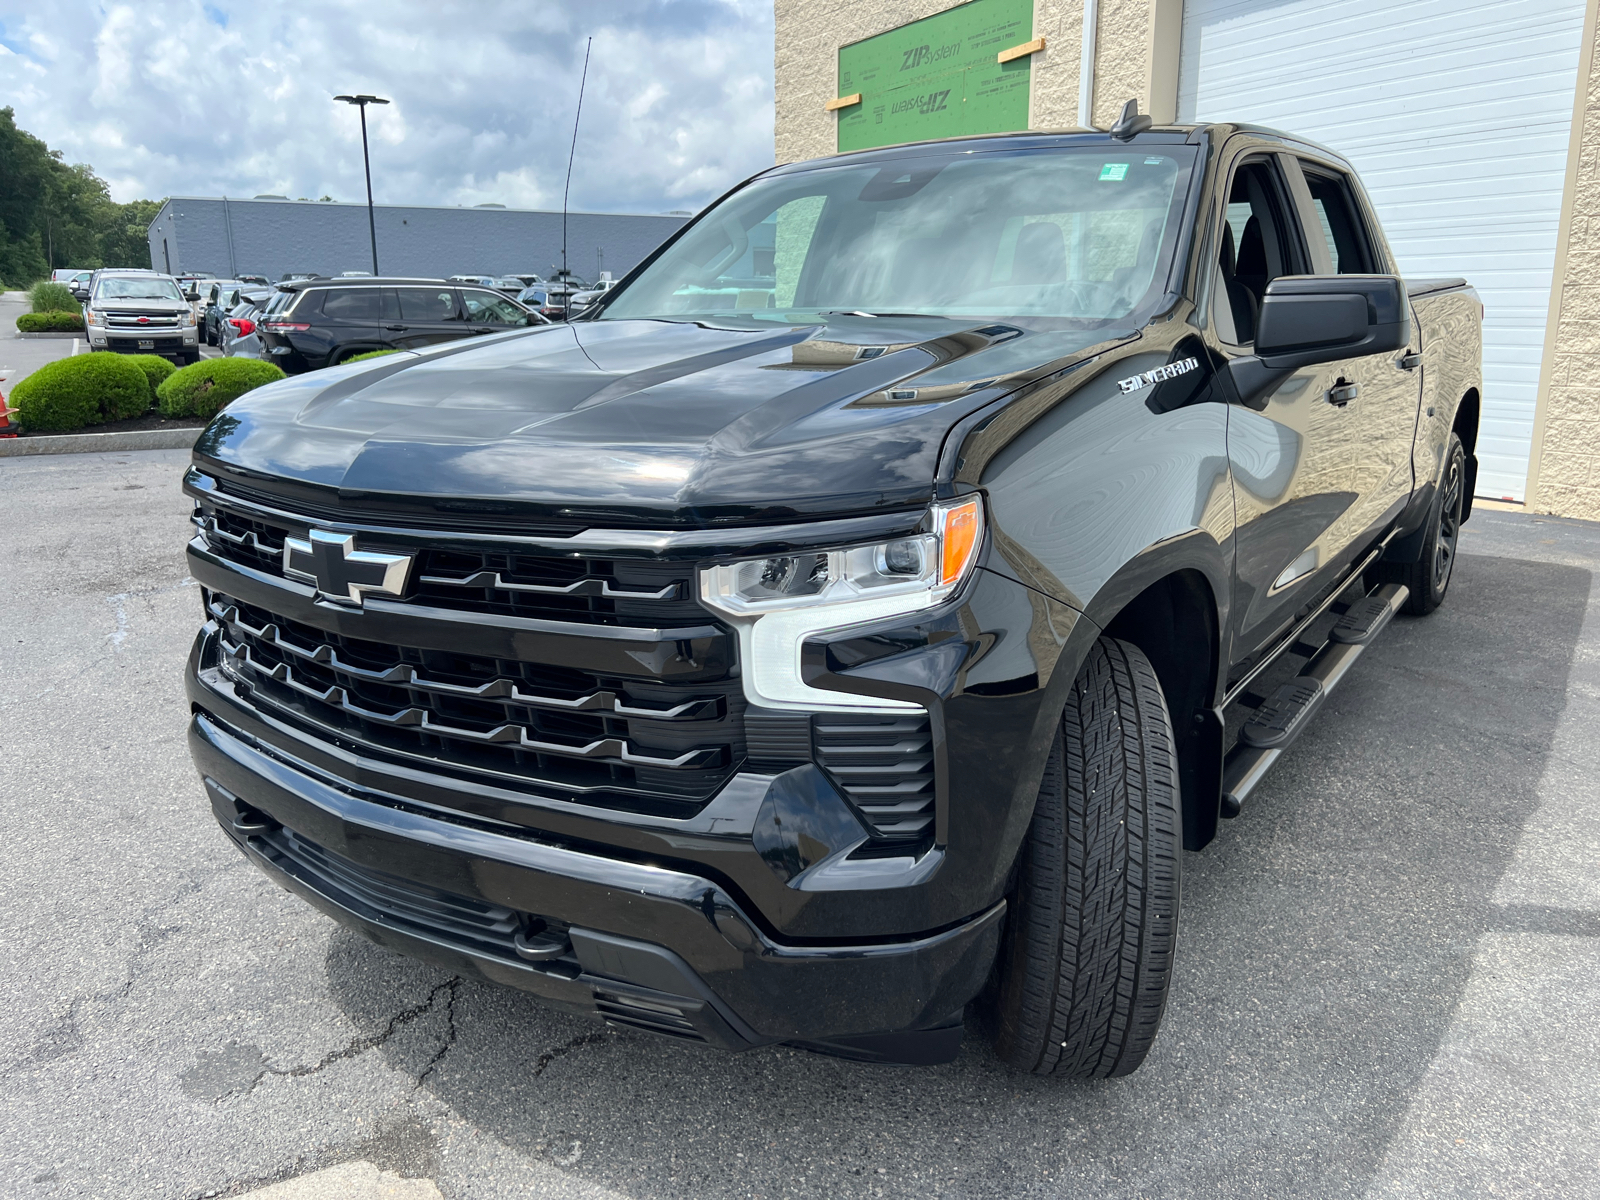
left=811, top=712, right=935, bottom=842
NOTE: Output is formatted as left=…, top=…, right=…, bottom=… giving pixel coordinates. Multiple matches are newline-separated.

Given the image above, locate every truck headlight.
left=699, top=495, right=983, bottom=710
left=179, top=309, right=197, bottom=327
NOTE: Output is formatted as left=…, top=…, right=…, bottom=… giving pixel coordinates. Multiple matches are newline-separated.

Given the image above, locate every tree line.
left=0, top=107, right=160, bottom=288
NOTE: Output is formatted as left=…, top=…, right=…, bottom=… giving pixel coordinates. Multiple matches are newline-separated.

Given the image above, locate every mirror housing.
left=1255, top=275, right=1409, bottom=369
left=185, top=289, right=201, bottom=302
left=1229, top=274, right=1410, bottom=409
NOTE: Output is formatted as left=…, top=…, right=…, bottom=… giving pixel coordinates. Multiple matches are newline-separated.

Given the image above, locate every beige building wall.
left=774, top=0, right=1177, bottom=166
left=1528, top=0, right=1600, bottom=522
left=775, top=0, right=1600, bottom=521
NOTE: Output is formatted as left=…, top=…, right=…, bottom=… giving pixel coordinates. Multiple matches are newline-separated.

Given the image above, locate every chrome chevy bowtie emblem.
left=283, top=529, right=412, bottom=606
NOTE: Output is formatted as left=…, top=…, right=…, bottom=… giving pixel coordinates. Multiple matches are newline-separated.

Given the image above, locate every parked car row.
left=244, top=277, right=549, bottom=373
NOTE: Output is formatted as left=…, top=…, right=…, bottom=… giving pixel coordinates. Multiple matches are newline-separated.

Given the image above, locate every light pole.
left=334, top=93, right=390, bottom=275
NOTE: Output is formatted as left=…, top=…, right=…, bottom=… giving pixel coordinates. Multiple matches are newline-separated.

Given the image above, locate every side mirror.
left=1255, top=275, right=1409, bottom=368
left=1230, top=274, right=1409, bottom=407
left=185, top=289, right=201, bottom=302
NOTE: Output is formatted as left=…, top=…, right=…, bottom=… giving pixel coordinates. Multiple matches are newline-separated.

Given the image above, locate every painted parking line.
left=236, top=1161, right=442, bottom=1199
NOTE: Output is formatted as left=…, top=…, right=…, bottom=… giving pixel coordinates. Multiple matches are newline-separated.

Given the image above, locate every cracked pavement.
left=3, top=449, right=1599, bottom=1198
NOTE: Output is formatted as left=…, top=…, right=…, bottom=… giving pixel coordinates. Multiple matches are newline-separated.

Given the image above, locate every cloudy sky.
left=0, top=0, right=776, bottom=215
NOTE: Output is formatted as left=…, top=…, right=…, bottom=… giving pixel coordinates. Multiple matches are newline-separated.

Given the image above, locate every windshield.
left=95, top=277, right=184, bottom=302
left=601, top=146, right=1197, bottom=326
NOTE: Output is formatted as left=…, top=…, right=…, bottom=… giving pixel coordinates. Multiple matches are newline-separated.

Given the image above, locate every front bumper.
left=88, top=324, right=198, bottom=354
left=191, top=709, right=1002, bottom=1056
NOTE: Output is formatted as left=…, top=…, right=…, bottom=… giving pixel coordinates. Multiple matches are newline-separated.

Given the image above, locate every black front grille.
left=813, top=713, right=936, bottom=842
left=207, top=590, right=744, bottom=814
left=193, top=502, right=703, bottom=628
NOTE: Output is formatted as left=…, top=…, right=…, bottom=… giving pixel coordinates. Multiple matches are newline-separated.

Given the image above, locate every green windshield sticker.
left=1099, top=163, right=1130, bottom=181
left=836, top=0, right=1034, bottom=153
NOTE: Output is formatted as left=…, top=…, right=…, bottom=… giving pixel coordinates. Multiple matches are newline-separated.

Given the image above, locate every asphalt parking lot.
left=2, top=448, right=1598, bottom=1199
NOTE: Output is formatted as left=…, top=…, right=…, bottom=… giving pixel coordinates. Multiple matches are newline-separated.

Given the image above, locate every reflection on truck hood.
left=196, top=315, right=1132, bottom=524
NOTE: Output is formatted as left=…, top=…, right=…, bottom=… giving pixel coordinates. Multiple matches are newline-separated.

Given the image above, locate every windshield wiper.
left=820, top=310, right=948, bottom=319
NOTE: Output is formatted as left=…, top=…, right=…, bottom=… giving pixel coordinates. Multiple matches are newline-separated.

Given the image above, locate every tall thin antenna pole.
left=561, top=37, right=592, bottom=282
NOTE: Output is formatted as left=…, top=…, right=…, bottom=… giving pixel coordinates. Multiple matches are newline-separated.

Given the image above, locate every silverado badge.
left=1117, top=356, right=1199, bottom=394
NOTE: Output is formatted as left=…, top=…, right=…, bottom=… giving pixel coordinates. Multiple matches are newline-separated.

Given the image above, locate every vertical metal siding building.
left=145, top=196, right=689, bottom=285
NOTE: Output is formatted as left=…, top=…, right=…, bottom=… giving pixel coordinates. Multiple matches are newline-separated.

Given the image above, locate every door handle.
left=384, top=324, right=407, bottom=331
left=1397, top=352, right=1422, bottom=371
left=471, top=327, right=494, bottom=335
left=1327, top=382, right=1360, bottom=407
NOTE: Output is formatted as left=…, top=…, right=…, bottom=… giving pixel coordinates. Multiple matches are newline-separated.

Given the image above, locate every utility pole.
left=334, top=94, right=390, bottom=274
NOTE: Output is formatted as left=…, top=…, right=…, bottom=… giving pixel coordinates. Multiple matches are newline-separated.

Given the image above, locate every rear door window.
left=1299, top=165, right=1377, bottom=275
left=321, top=287, right=385, bottom=321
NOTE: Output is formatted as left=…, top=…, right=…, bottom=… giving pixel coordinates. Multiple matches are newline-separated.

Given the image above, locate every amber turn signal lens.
left=940, top=497, right=982, bottom=584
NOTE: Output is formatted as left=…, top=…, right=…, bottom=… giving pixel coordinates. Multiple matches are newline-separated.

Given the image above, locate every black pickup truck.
left=183, top=115, right=1482, bottom=1078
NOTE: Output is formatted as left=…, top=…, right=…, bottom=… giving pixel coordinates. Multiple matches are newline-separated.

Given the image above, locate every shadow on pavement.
left=319, top=552, right=1592, bottom=1199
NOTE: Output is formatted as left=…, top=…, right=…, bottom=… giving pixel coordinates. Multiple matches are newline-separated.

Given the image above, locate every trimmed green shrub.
left=9, top=352, right=151, bottom=431
left=126, top=354, right=175, bottom=403
left=29, top=280, right=78, bottom=313
left=17, top=311, right=85, bottom=332
left=344, top=348, right=401, bottom=363
left=157, top=358, right=286, bottom=419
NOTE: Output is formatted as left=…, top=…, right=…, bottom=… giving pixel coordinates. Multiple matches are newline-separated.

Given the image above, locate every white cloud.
left=0, top=0, right=776, bottom=214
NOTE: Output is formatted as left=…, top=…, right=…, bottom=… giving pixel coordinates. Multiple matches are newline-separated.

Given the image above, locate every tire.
left=990, top=636, right=1182, bottom=1079
left=1375, top=432, right=1465, bottom=616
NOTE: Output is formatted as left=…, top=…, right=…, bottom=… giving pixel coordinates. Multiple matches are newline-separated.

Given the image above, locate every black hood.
left=196, top=316, right=1131, bottom=526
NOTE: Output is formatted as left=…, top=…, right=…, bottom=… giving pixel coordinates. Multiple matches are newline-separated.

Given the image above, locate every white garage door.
left=1177, top=0, right=1587, bottom=502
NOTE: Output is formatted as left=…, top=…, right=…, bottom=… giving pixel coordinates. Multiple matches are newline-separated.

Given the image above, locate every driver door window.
left=462, top=289, right=528, bottom=325
left=1213, top=159, right=1304, bottom=346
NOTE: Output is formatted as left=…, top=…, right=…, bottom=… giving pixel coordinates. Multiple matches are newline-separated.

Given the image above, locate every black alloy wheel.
left=1377, top=431, right=1466, bottom=616
left=1432, top=442, right=1464, bottom=595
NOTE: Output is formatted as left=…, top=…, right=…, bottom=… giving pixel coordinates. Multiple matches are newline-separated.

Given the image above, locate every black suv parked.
left=256, top=279, right=548, bottom=372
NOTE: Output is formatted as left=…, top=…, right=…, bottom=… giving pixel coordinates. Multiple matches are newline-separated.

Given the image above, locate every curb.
left=0, top=427, right=203, bottom=456
left=13, top=331, right=82, bottom=339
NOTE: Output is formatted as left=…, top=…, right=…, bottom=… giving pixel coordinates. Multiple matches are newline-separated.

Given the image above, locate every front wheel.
left=989, top=636, right=1182, bottom=1079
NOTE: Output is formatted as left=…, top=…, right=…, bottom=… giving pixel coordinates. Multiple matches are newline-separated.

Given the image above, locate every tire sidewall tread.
left=993, top=636, right=1182, bottom=1079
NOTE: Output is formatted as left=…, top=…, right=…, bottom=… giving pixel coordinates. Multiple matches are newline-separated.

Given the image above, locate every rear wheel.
left=990, top=636, right=1182, bottom=1079
left=1374, top=432, right=1465, bottom=615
